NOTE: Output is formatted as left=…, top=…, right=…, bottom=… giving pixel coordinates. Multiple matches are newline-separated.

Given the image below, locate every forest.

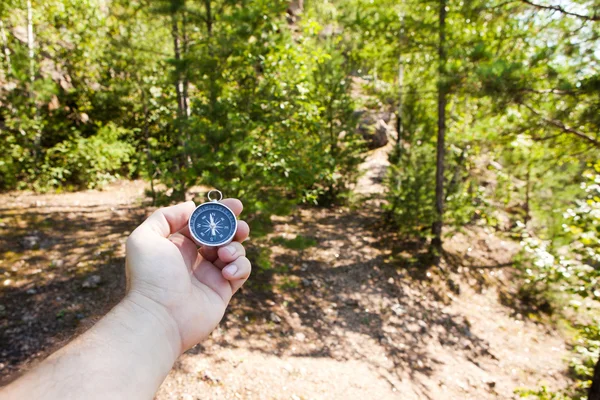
left=0, top=0, right=599, bottom=398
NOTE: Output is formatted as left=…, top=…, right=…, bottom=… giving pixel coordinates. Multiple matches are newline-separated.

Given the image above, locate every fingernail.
left=223, top=245, right=236, bottom=257
left=223, top=264, right=238, bottom=277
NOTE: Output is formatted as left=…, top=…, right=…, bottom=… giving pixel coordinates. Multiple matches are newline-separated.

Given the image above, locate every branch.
left=520, top=88, right=577, bottom=95
left=522, top=103, right=600, bottom=147
left=519, top=0, right=600, bottom=21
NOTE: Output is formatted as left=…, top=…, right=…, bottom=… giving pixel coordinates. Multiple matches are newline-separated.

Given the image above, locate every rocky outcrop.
left=356, top=110, right=394, bottom=149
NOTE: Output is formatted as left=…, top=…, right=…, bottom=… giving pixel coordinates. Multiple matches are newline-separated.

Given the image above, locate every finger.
left=222, top=256, right=251, bottom=293
left=177, top=225, right=194, bottom=242
left=220, top=198, right=243, bottom=216
left=168, top=233, right=199, bottom=271
left=234, top=220, right=250, bottom=243
left=214, top=242, right=246, bottom=269
left=197, top=220, right=248, bottom=262
left=193, top=259, right=232, bottom=303
left=138, top=201, right=196, bottom=238
left=199, top=246, right=219, bottom=263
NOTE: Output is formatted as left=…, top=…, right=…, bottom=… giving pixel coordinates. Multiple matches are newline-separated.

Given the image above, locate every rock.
left=373, top=119, right=390, bottom=148
left=22, top=313, right=36, bottom=322
left=357, top=113, right=391, bottom=149
left=51, top=259, right=64, bottom=268
left=344, top=298, right=359, bottom=306
left=447, top=278, right=460, bottom=295
left=295, top=332, right=306, bottom=341
left=287, top=0, right=304, bottom=23
left=82, top=275, right=102, bottom=289
left=391, top=303, right=405, bottom=316
left=270, top=312, right=282, bottom=324
left=379, top=110, right=393, bottom=123
left=301, top=278, right=312, bottom=287
left=26, top=288, right=37, bottom=295
left=199, top=370, right=220, bottom=384
left=22, top=234, right=41, bottom=250
left=288, top=0, right=303, bottom=16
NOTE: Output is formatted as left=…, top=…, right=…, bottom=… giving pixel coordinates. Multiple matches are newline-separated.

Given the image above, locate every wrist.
left=118, top=292, right=183, bottom=361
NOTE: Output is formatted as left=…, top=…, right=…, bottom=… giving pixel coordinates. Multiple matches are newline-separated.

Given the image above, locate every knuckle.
left=235, top=242, right=246, bottom=254
left=126, top=230, right=142, bottom=249
left=240, top=256, right=251, bottom=269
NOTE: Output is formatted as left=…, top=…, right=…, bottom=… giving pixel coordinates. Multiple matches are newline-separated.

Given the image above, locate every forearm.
left=1, top=294, right=181, bottom=400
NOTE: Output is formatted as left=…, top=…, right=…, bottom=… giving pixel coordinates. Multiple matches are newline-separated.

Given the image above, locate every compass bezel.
left=188, top=202, right=238, bottom=247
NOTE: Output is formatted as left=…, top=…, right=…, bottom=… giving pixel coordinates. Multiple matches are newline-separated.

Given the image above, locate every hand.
left=124, top=199, right=251, bottom=354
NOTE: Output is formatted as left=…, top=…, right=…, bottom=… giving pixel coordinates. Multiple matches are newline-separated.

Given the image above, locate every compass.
left=188, top=190, right=237, bottom=247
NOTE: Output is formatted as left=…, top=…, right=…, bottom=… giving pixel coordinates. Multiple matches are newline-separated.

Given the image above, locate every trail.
left=156, top=143, right=569, bottom=399
left=0, top=154, right=570, bottom=399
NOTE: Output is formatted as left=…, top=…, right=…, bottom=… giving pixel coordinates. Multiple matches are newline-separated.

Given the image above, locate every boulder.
left=357, top=116, right=390, bottom=149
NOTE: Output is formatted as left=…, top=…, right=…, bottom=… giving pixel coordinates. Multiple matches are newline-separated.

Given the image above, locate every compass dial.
left=189, top=202, right=237, bottom=247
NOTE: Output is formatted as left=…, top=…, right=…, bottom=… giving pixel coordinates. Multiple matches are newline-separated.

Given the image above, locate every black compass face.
left=189, top=202, right=237, bottom=247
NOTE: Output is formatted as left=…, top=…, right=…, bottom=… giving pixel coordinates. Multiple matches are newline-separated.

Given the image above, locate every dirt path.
left=155, top=206, right=568, bottom=400
left=0, top=176, right=570, bottom=398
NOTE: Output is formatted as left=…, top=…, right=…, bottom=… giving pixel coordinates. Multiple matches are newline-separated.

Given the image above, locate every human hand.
left=124, top=199, right=250, bottom=354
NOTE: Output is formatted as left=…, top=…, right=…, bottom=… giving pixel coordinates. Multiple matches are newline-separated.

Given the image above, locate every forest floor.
left=0, top=146, right=571, bottom=399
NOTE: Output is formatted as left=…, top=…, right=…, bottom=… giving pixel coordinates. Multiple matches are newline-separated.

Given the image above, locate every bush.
left=41, top=123, right=134, bottom=189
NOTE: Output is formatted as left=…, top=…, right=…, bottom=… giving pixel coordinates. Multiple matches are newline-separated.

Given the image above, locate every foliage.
left=41, top=123, right=134, bottom=189
left=0, top=0, right=365, bottom=221
left=1, top=0, right=600, bottom=395
left=516, top=166, right=600, bottom=398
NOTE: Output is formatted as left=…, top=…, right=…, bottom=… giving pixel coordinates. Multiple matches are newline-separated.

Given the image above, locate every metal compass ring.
left=207, top=189, right=223, bottom=202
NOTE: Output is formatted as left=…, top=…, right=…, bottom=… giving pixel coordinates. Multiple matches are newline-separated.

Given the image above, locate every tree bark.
left=182, top=11, right=190, bottom=118
left=26, top=0, right=35, bottom=89
left=590, top=353, right=600, bottom=400
left=171, top=14, right=185, bottom=121
left=204, top=0, right=213, bottom=36
left=0, top=19, right=11, bottom=79
left=524, top=161, right=532, bottom=225
left=396, top=17, right=404, bottom=158
left=431, top=0, right=447, bottom=258
left=170, top=8, right=187, bottom=199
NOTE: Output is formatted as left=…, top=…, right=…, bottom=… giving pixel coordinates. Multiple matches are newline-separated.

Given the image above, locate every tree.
left=591, top=354, right=600, bottom=400
left=431, top=0, right=447, bottom=259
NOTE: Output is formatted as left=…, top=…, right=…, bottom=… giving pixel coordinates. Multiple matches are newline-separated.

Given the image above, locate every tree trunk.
left=170, top=9, right=187, bottom=199
left=431, top=0, right=447, bottom=259
left=590, top=353, right=600, bottom=400
left=0, top=19, right=11, bottom=79
left=182, top=11, right=190, bottom=118
left=396, top=20, right=404, bottom=158
left=171, top=14, right=185, bottom=121
left=204, top=0, right=213, bottom=36
left=524, top=161, right=532, bottom=225
left=26, top=0, right=35, bottom=89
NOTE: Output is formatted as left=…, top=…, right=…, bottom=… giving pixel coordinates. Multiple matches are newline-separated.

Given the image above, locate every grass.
left=272, top=235, right=317, bottom=250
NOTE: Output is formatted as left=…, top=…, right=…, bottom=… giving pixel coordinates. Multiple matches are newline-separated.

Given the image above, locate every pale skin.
left=0, top=199, right=251, bottom=400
